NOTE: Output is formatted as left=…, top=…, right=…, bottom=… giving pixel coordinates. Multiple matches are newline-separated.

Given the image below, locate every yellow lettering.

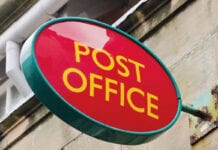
left=147, top=92, right=159, bottom=120
left=62, top=68, right=87, bottom=93
left=92, top=49, right=114, bottom=71
left=74, top=41, right=90, bottom=62
left=90, top=73, right=103, bottom=97
left=127, top=87, right=145, bottom=113
left=105, top=78, right=118, bottom=101
left=120, top=82, right=125, bottom=107
left=128, top=59, right=145, bottom=83
left=116, top=55, right=130, bottom=77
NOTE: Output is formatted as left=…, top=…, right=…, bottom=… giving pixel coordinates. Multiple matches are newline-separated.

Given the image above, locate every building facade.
left=0, top=0, right=218, bottom=149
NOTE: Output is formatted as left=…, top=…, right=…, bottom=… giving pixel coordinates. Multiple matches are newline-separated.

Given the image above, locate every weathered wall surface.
left=142, top=0, right=218, bottom=149
left=142, top=0, right=217, bottom=103
left=0, top=0, right=218, bottom=150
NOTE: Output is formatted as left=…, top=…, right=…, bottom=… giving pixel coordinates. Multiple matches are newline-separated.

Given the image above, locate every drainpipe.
left=6, top=41, right=32, bottom=97
left=0, top=0, right=69, bottom=60
left=112, top=0, right=148, bottom=27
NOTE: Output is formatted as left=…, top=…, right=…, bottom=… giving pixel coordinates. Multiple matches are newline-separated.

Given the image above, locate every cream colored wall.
left=143, top=0, right=218, bottom=149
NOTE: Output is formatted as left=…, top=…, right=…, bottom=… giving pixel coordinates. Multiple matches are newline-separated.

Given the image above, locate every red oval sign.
left=21, top=18, right=181, bottom=144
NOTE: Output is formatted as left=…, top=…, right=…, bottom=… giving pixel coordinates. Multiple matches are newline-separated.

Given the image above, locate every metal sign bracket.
left=182, top=85, right=218, bottom=145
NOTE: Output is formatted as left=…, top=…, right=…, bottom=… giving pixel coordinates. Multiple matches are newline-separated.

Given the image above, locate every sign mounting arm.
left=182, top=104, right=212, bottom=121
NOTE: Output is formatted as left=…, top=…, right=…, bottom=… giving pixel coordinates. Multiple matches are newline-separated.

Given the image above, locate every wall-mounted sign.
left=20, top=17, right=182, bottom=145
